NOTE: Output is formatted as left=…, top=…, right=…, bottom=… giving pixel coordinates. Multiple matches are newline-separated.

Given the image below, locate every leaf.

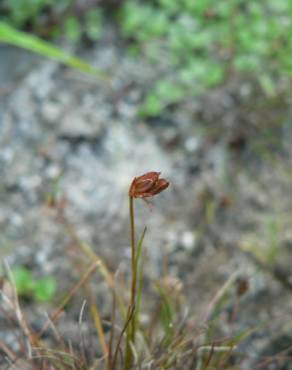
left=63, top=16, right=82, bottom=43
left=158, top=0, right=180, bottom=15
left=205, top=64, right=225, bottom=86
left=121, top=2, right=168, bottom=41
left=183, top=0, right=213, bottom=15
left=121, top=2, right=151, bottom=36
left=155, top=80, right=185, bottom=103
left=0, top=22, right=108, bottom=79
left=234, top=54, right=261, bottom=72
left=33, top=277, right=57, bottom=302
left=6, top=0, right=52, bottom=26
left=11, top=267, right=34, bottom=295
left=139, top=93, right=163, bottom=117
left=85, top=9, right=103, bottom=41
left=140, top=80, right=187, bottom=117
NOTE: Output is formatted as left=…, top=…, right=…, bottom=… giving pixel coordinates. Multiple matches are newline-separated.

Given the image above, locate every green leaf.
left=158, top=0, right=180, bottom=14
left=0, top=22, right=108, bottom=79
left=205, top=64, right=225, bottom=86
left=33, top=277, right=57, bottom=302
left=121, top=2, right=151, bottom=36
left=179, top=60, right=208, bottom=82
left=11, top=267, right=34, bottom=295
left=155, top=80, right=185, bottom=103
left=183, top=0, right=214, bottom=15
left=85, top=9, right=103, bottom=41
left=148, top=12, right=169, bottom=38
left=234, top=54, right=261, bottom=72
left=139, top=93, right=163, bottom=117
left=121, top=2, right=168, bottom=41
left=6, top=0, right=53, bottom=26
left=63, top=16, right=81, bottom=43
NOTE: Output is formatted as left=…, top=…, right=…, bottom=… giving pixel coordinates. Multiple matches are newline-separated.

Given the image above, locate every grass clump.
left=0, top=172, right=250, bottom=370
left=0, top=171, right=274, bottom=369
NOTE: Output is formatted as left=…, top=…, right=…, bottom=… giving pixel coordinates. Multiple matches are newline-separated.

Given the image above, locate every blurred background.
left=1, top=0, right=292, bottom=368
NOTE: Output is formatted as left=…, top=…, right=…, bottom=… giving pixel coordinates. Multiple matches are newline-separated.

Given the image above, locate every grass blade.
left=0, top=22, right=109, bottom=79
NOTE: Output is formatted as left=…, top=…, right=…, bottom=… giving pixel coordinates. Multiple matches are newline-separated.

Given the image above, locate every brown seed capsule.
left=129, top=171, right=169, bottom=199
left=236, top=277, right=249, bottom=297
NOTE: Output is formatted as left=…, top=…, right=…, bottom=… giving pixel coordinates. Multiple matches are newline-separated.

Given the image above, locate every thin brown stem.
left=129, top=195, right=137, bottom=341
left=124, top=196, right=136, bottom=369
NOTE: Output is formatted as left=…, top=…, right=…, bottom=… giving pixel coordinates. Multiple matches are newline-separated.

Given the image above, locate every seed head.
left=129, top=171, right=169, bottom=199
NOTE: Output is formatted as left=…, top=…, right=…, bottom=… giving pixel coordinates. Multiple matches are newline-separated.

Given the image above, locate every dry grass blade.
left=3, top=260, right=40, bottom=350
left=43, top=311, right=66, bottom=348
left=32, top=347, right=83, bottom=369
left=58, top=210, right=127, bottom=318
left=77, top=300, right=88, bottom=367
left=83, top=281, right=109, bottom=361
left=203, top=270, right=240, bottom=323
left=37, top=260, right=100, bottom=340
left=91, top=302, right=109, bottom=359
left=0, top=340, right=17, bottom=363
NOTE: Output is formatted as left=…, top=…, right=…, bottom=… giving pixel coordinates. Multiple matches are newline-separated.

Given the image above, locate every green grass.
left=2, top=0, right=292, bottom=117
left=0, top=22, right=108, bottom=79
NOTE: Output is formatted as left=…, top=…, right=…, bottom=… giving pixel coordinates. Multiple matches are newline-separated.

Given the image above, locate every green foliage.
left=11, top=266, right=57, bottom=302
left=11, top=266, right=35, bottom=294
left=2, top=0, right=292, bottom=117
left=119, top=0, right=292, bottom=116
left=1, top=0, right=55, bottom=27
left=0, top=22, right=107, bottom=78
left=139, top=80, right=185, bottom=116
left=84, top=9, right=104, bottom=41
left=121, top=1, right=169, bottom=42
left=33, top=276, right=57, bottom=302
left=1, top=0, right=104, bottom=43
left=62, top=9, right=104, bottom=43
left=63, top=16, right=82, bottom=43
